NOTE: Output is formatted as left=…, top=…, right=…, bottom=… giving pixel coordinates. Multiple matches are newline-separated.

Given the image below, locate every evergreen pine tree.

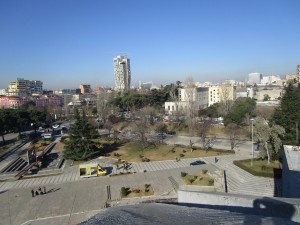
left=63, top=108, right=97, bottom=160
left=272, top=83, right=300, bottom=144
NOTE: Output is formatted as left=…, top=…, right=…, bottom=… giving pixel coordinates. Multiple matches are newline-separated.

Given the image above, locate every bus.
left=79, top=163, right=107, bottom=178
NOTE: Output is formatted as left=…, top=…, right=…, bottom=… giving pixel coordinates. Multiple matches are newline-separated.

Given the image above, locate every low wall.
left=178, top=190, right=300, bottom=223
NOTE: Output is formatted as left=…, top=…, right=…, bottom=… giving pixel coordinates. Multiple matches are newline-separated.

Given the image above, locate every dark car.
left=190, top=160, right=205, bottom=166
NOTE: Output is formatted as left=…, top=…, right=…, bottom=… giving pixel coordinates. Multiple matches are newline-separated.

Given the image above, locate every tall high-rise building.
left=113, top=56, right=131, bottom=91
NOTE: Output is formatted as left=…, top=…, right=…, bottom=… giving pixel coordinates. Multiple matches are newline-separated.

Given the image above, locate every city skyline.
left=0, top=0, right=300, bottom=90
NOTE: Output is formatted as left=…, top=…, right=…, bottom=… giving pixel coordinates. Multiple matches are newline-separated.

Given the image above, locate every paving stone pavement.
left=0, top=149, right=281, bottom=225
left=0, top=153, right=279, bottom=198
left=0, top=164, right=215, bottom=225
left=203, top=155, right=279, bottom=197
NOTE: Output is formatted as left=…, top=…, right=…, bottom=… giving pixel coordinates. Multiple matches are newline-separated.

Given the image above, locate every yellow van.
left=79, top=163, right=107, bottom=178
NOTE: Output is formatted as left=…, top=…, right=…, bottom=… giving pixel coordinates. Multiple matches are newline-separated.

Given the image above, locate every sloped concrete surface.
left=79, top=203, right=298, bottom=225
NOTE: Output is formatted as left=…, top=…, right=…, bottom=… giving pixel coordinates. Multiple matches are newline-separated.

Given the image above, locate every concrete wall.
left=254, top=88, right=283, bottom=100
left=178, top=190, right=300, bottom=223
left=282, top=150, right=300, bottom=198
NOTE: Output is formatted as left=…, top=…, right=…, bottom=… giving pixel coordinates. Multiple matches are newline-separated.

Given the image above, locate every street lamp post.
left=250, top=118, right=254, bottom=166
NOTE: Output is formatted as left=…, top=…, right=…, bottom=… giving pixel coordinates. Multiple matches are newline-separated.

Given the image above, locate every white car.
left=52, top=124, right=60, bottom=129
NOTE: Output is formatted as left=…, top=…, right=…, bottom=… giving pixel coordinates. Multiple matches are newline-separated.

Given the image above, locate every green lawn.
left=233, top=159, right=282, bottom=178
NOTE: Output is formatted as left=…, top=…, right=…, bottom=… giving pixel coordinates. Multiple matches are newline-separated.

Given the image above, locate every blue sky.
left=0, top=0, right=299, bottom=90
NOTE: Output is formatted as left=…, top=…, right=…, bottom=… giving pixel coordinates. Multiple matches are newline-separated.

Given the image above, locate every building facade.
left=248, top=73, right=262, bottom=85
left=297, top=65, right=300, bottom=83
left=0, top=96, right=25, bottom=109
left=80, top=84, right=92, bottom=94
left=29, top=80, right=43, bottom=95
left=35, top=95, right=62, bottom=107
left=165, top=87, right=208, bottom=114
left=235, top=87, right=254, bottom=98
left=114, top=56, right=131, bottom=91
left=207, top=84, right=235, bottom=106
left=260, top=75, right=281, bottom=85
left=282, top=145, right=300, bottom=198
left=7, top=78, right=43, bottom=97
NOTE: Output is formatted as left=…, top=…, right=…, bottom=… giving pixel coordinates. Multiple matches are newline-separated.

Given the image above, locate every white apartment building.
left=165, top=87, right=208, bottom=114
left=261, top=75, right=281, bottom=85
left=208, top=86, right=220, bottom=106
left=0, top=89, right=7, bottom=95
left=114, top=56, right=131, bottom=92
left=235, top=87, right=254, bottom=98
left=248, top=73, right=262, bottom=85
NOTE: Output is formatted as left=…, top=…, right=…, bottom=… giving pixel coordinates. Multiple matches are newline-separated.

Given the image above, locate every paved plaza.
left=0, top=134, right=279, bottom=225
left=0, top=164, right=215, bottom=225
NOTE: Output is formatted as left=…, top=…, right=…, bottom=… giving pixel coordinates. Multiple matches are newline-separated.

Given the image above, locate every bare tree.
left=219, top=81, right=234, bottom=113
left=183, top=77, right=198, bottom=135
left=63, top=94, right=72, bottom=119
left=225, top=123, right=240, bottom=151
left=132, top=107, right=154, bottom=146
left=96, top=91, right=111, bottom=125
left=254, top=105, right=276, bottom=120
left=197, top=120, right=212, bottom=149
left=104, top=121, right=113, bottom=136
left=168, top=83, right=182, bottom=121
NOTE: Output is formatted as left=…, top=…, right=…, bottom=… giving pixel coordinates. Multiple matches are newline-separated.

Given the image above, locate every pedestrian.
left=215, top=157, right=218, bottom=163
left=116, top=163, right=119, bottom=170
left=43, top=187, right=46, bottom=194
left=176, top=157, right=178, bottom=162
left=31, top=189, right=35, bottom=197
left=35, top=190, right=39, bottom=196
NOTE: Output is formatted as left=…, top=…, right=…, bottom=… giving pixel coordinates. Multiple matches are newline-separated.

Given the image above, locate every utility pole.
left=250, top=118, right=255, bottom=166
left=296, top=122, right=299, bottom=144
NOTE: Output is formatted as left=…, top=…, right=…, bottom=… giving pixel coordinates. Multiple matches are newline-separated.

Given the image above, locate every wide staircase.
left=203, top=155, right=280, bottom=197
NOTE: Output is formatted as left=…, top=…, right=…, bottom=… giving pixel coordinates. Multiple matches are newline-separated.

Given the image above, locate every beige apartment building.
left=7, top=78, right=43, bottom=97
left=208, top=84, right=235, bottom=106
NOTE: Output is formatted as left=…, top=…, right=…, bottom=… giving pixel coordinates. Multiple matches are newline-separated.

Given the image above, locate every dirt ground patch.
left=0, top=143, right=14, bottom=154
left=120, top=184, right=154, bottom=198
left=108, top=142, right=233, bottom=163
left=181, top=172, right=214, bottom=186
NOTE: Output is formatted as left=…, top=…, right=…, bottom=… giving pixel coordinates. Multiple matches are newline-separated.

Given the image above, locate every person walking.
left=38, top=187, right=43, bottom=195
left=43, top=186, right=46, bottom=194
left=31, top=189, right=35, bottom=197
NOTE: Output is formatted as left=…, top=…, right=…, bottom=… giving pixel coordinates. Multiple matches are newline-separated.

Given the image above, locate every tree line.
left=0, top=108, right=46, bottom=144
left=109, top=82, right=181, bottom=110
